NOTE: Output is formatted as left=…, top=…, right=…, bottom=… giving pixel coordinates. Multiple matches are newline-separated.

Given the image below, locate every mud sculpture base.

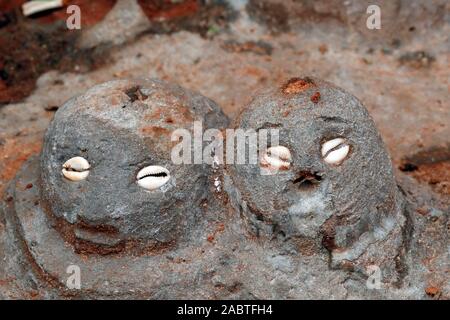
left=1, top=157, right=448, bottom=299
left=0, top=77, right=448, bottom=299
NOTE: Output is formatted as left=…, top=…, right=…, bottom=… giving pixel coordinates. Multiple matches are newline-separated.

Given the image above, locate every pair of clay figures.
left=3, top=77, right=409, bottom=298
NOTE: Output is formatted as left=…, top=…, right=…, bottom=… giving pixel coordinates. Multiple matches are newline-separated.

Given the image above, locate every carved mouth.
left=292, top=171, right=323, bottom=190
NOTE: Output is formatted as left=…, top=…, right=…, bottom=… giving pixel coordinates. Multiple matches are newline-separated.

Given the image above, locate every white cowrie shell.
left=137, top=165, right=170, bottom=191
left=62, top=156, right=90, bottom=181
left=321, top=138, right=350, bottom=165
left=260, top=146, right=292, bottom=174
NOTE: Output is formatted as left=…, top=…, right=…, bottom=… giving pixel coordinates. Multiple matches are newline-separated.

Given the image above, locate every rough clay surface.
left=225, top=78, right=406, bottom=281
left=1, top=78, right=447, bottom=300
left=0, top=0, right=448, bottom=299
left=40, top=78, right=228, bottom=250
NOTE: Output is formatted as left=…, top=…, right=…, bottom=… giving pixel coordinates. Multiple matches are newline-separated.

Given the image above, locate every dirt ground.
left=0, top=0, right=448, bottom=299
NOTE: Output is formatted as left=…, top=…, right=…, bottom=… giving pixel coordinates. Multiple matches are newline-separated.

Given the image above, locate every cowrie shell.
left=321, top=138, right=350, bottom=165
left=62, top=156, right=90, bottom=181
left=260, top=146, right=292, bottom=174
left=137, top=165, right=170, bottom=191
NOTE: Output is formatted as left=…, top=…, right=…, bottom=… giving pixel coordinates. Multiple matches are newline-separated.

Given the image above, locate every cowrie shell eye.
left=321, top=138, right=350, bottom=165
left=260, top=146, right=292, bottom=174
left=62, top=156, right=90, bottom=181
left=137, top=165, right=170, bottom=191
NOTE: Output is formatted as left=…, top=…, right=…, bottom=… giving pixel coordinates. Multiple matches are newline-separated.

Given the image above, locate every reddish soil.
left=138, top=0, right=234, bottom=36
left=138, top=0, right=199, bottom=20
left=408, top=162, right=450, bottom=195
left=282, top=77, right=316, bottom=95
left=222, top=40, right=273, bottom=56
left=310, top=91, right=321, bottom=104
left=35, top=0, right=116, bottom=25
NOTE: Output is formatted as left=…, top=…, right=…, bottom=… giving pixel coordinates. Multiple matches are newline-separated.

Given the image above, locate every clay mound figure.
left=40, top=78, right=229, bottom=253
left=224, top=77, right=406, bottom=281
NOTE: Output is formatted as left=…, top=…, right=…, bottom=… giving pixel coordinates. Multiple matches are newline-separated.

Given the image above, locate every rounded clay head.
left=226, top=77, right=399, bottom=251
left=40, top=78, right=228, bottom=249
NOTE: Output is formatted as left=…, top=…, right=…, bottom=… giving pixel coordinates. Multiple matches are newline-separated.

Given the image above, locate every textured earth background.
left=0, top=0, right=448, bottom=299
